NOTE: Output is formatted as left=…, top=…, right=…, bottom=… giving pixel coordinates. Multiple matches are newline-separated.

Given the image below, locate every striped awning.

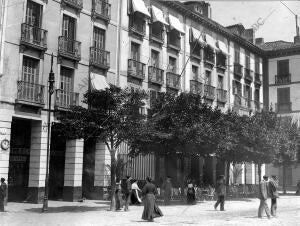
left=132, top=0, right=150, bottom=17
left=169, top=14, right=185, bottom=34
left=205, top=34, right=217, bottom=49
left=217, top=40, right=228, bottom=54
left=151, top=5, right=168, bottom=25
left=190, top=28, right=205, bottom=44
left=90, top=73, right=109, bottom=91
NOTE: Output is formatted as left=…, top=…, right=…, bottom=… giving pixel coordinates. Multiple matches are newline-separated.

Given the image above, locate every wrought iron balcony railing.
left=90, top=47, right=110, bottom=69
left=128, top=59, right=146, bottom=80
left=55, top=89, right=79, bottom=109
left=234, top=63, right=243, bottom=79
left=148, top=66, right=164, bottom=85
left=58, top=36, right=81, bottom=61
left=255, top=72, right=262, bottom=85
left=129, top=21, right=146, bottom=37
left=190, top=80, right=203, bottom=95
left=275, top=74, right=291, bottom=85
left=16, top=81, right=45, bottom=106
left=216, top=89, right=227, bottom=103
left=166, top=72, right=181, bottom=90
left=244, top=68, right=253, bottom=82
left=61, top=0, right=83, bottom=10
left=92, top=0, right=111, bottom=21
left=204, top=84, right=215, bottom=100
left=21, top=23, right=47, bottom=51
left=275, top=102, right=292, bottom=113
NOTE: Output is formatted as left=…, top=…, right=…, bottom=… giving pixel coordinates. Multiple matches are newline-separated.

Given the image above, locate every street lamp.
left=42, top=53, right=55, bottom=212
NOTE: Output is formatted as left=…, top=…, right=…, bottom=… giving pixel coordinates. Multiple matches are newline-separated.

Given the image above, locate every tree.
left=55, top=85, right=147, bottom=210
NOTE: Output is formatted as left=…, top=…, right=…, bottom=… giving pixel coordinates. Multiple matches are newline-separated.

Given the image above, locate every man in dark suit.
left=0, top=178, right=7, bottom=212
left=214, top=175, right=226, bottom=211
left=123, top=176, right=132, bottom=211
left=258, top=175, right=271, bottom=219
left=269, top=175, right=279, bottom=217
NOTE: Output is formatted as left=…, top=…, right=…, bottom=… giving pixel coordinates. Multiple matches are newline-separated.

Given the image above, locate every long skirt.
left=187, top=188, right=196, bottom=204
left=142, top=194, right=163, bottom=221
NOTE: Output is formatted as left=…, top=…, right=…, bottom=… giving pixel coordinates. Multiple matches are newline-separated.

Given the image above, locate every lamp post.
left=42, top=53, right=55, bottom=212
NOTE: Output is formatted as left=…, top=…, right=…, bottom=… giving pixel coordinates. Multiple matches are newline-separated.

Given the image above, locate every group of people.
left=115, top=176, right=163, bottom=222
left=258, top=175, right=279, bottom=219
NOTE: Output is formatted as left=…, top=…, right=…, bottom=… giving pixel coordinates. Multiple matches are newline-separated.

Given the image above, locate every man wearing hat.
left=123, top=176, right=132, bottom=211
left=258, top=175, right=271, bottom=219
left=269, top=175, right=279, bottom=217
left=0, top=178, right=7, bottom=212
left=214, top=175, right=226, bottom=211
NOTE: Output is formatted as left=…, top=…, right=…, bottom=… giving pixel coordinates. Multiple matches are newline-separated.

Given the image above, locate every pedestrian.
left=162, top=176, right=173, bottom=205
left=141, top=177, right=163, bottom=222
left=115, top=180, right=123, bottom=211
left=296, top=180, right=300, bottom=195
left=186, top=179, right=196, bottom=205
left=0, top=177, right=7, bottom=212
left=269, top=175, right=279, bottom=217
left=258, top=175, right=271, bottom=219
left=214, top=175, right=226, bottom=211
left=131, top=179, right=142, bottom=205
left=123, top=176, right=132, bottom=211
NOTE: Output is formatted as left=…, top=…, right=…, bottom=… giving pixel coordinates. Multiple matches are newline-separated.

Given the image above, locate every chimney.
left=294, top=15, right=300, bottom=44
left=244, top=28, right=255, bottom=44
left=255, top=38, right=264, bottom=45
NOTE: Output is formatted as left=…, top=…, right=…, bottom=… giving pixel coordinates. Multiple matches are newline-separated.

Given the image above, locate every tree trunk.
left=225, top=161, right=230, bottom=186
left=244, top=163, right=247, bottom=185
left=282, top=164, right=287, bottom=194
left=258, top=163, right=262, bottom=182
left=110, top=149, right=117, bottom=211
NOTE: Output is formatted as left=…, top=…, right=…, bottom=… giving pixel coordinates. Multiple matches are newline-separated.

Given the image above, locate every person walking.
left=214, top=175, right=226, bottom=211
left=162, top=176, right=173, bottom=205
left=258, top=175, right=271, bottom=219
left=141, top=177, right=163, bottom=222
left=269, top=175, right=279, bottom=217
left=123, top=176, right=132, bottom=211
left=186, top=179, right=196, bottom=205
left=296, top=180, right=300, bottom=195
left=0, top=178, right=7, bottom=212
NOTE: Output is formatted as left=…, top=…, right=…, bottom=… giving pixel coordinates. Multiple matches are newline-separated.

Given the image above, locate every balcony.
left=190, top=80, right=203, bottom=95
left=216, top=89, right=227, bottom=103
left=55, top=89, right=79, bottom=110
left=58, top=36, right=81, bottom=61
left=16, top=81, right=44, bottom=107
left=128, top=59, right=146, bottom=80
left=92, top=0, right=111, bottom=22
left=244, top=68, right=253, bottom=82
left=203, top=84, right=215, bottom=100
left=61, top=0, right=83, bottom=11
left=166, top=72, right=181, bottom=90
left=233, top=63, right=243, bottom=79
left=90, top=47, right=110, bottom=69
left=275, top=74, right=291, bottom=85
left=20, top=23, right=47, bottom=51
left=204, top=53, right=215, bottom=66
left=254, top=73, right=262, bottom=85
left=150, top=26, right=164, bottom=44
left=167, top=35, right=181, bottom=52
left=148, top=66, right=164, bottom=85
left=129, top=21, right=146, bottom=37
left=275, top=102, right=292, bottom=113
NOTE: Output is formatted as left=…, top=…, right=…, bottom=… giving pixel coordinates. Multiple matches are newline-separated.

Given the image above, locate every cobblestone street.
left=0, top=195, right=299, bottom=226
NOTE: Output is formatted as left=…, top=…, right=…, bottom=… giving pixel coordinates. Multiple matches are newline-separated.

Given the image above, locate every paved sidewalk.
left=0, top=196, right=300, bottom=226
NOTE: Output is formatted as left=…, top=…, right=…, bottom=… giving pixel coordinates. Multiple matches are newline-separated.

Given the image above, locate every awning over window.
left=217, top=40, right=228, bottom=54
left=132, top=0, right=150, bottom=17
left=190, top=28, right=205, bottom=44
left=151, top=5, right=168, bottom=25
left=169, top=14, right=185, bottom=34
left=90, top=73, right=109, bottom=91
left=205, top=34, right=217, bottom=49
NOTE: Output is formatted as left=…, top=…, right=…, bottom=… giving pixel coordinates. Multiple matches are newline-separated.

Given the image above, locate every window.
left=194, top=5, right=203, bottom=14
left=26, top=0, right=42, bottom=27
left=168, top=29, right=181, bottom=48
left=245, top=50, right=250, bottom=69
left=131, top=42, right=140, bottom=61
left=93, top=27, right=105, bottom=49
left=168, top=57, right=177, bottom=73
left=192, top=65, right=198, bottom=80
left=205, top=70, right=211, bottom=85
left=204, top=46, right=214, bottom=63
left=277, top=88, right=291, bottom=112
left=255, top=89, right=260, bottom=101
left=232, top=80, right=242, bottom=95
left=244, top=85, right=252, bottom=99
left=151, top=50, right=159, bottom=67
left=22, top=56, right=39, bottom=83
left=60, top=67, right=73, bottom=92
left=150, top=22, right=163, bottom=41
left=277, top=60, right=289, bottom=76
left=62, top=15, right=76, bottom=39
left=234, top=44, right=240, bottom=63
left=217, top=75, right=223, bottom=89
left=130, top=12, right=146, bottom=35
left=255, top=56, right=260, bottom=74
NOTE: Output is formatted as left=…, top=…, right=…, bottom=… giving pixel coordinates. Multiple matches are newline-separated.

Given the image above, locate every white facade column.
left=63, top=139, right=84, bottom=201
left=251, top=163, right=256, bottom=184
left=94, top=140, right=111, bottom=199
left=28, top=120, right=47, bottom=203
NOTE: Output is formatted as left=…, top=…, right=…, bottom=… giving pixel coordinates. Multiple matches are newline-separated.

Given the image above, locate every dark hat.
left=1, top=178, right=5, bottom=182
left=263, top=175, right=268, bottom=179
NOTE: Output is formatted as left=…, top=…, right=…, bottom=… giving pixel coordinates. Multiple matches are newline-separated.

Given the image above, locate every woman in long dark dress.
left=142, top=177, right=163, bottom=222
left=186, top=180, right=196, bottom=205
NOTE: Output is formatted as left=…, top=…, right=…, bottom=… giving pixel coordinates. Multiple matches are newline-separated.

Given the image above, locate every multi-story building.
left=0, top=0, right=265, bottom=203
left=259, top=36, right=300, bottom=190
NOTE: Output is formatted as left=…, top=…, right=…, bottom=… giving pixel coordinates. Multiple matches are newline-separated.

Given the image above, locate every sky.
left=184, top=1, right=300, bottom=43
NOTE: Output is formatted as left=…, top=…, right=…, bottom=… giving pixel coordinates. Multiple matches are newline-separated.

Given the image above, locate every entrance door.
left=8, top=119, right=31, bottom=201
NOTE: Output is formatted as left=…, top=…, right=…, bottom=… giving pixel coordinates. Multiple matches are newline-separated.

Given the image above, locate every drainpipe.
left=116, top=0, right=123, bottom=87
left=182, top=14, right=187, bottom=91
left=227, top=38, right=231, bottom=110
